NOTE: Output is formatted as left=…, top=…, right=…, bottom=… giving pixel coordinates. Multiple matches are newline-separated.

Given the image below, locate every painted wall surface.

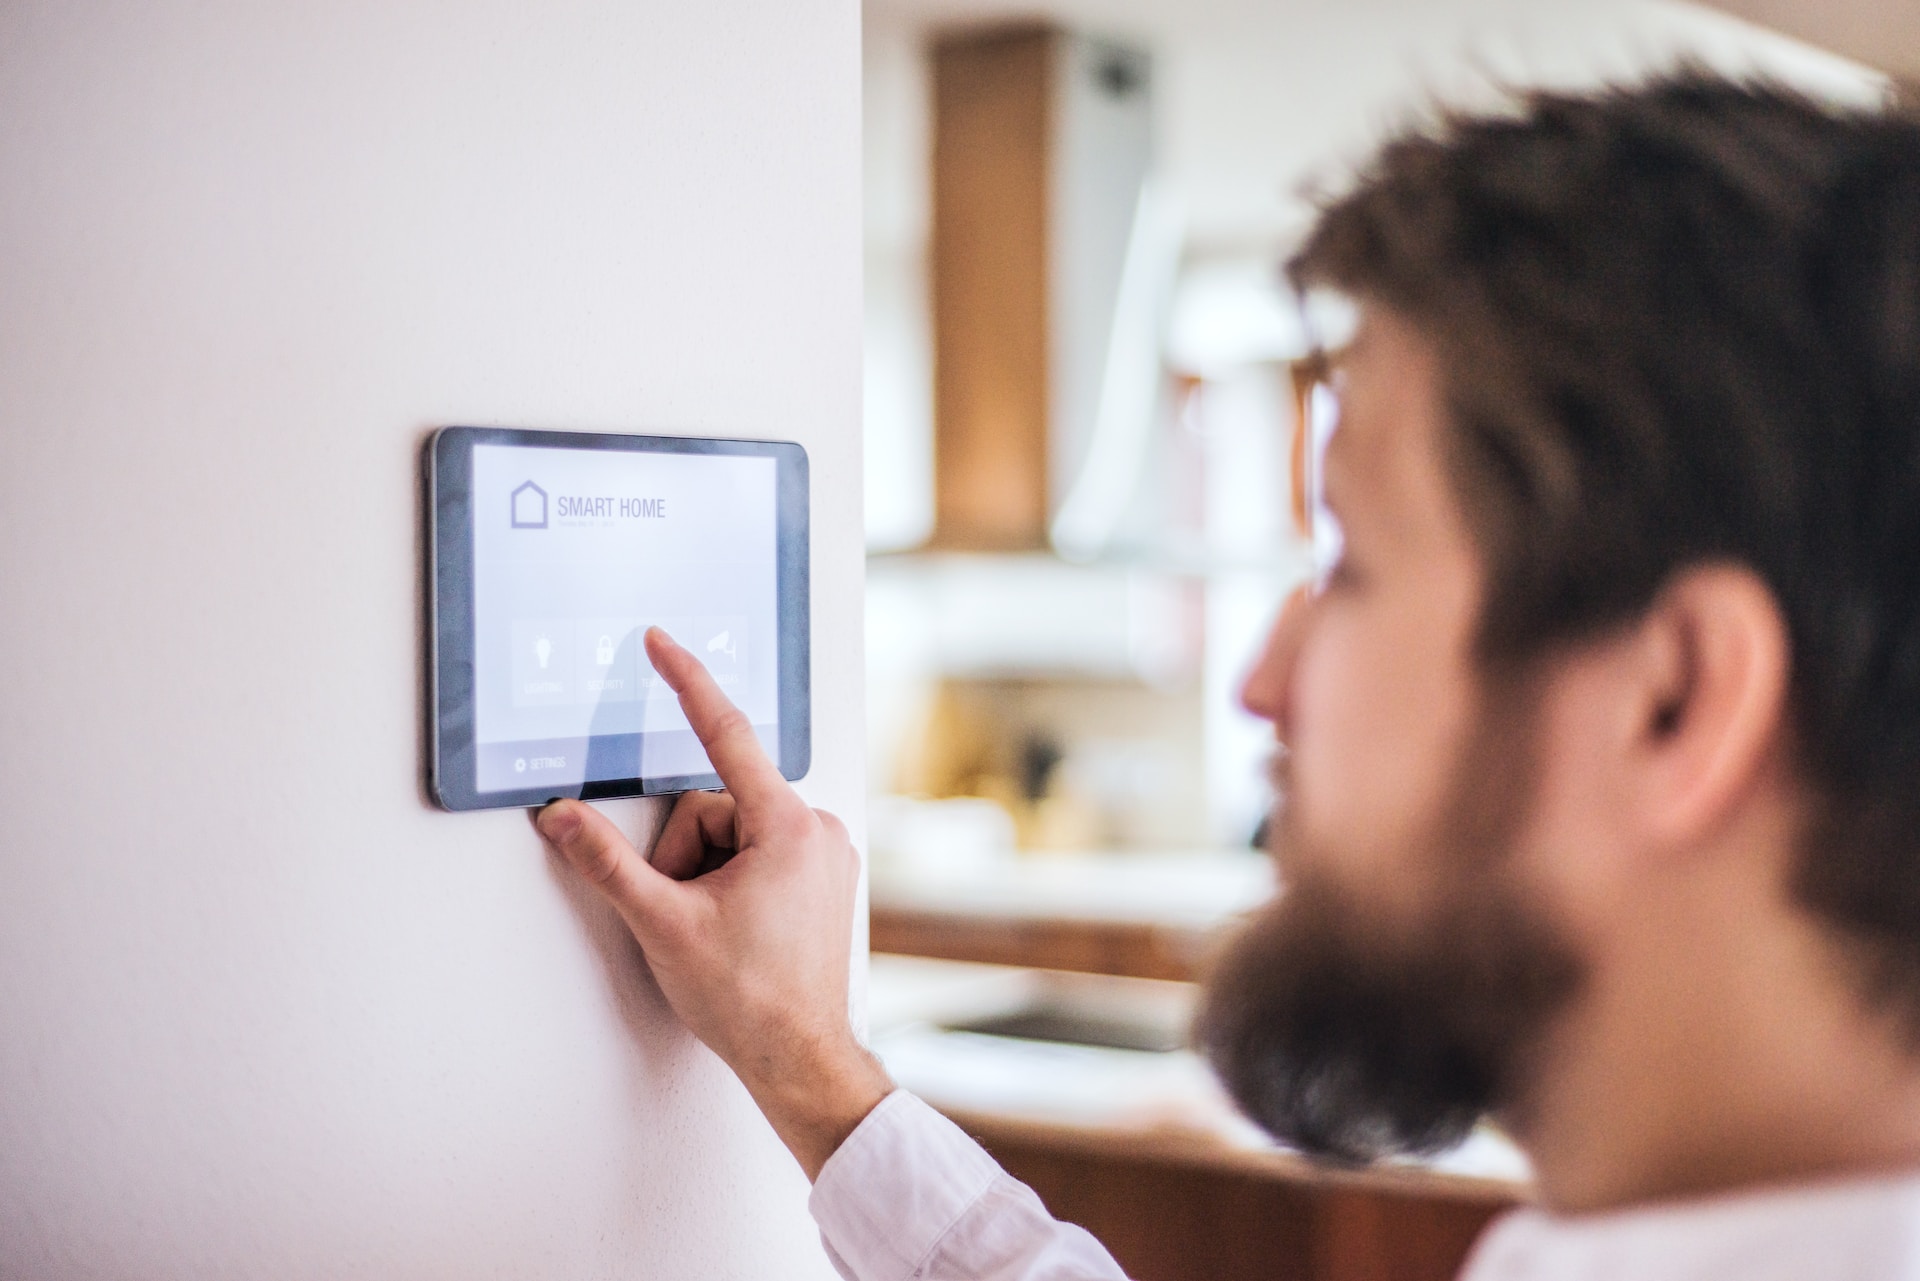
left=0, top=2, right=861, bottom=1275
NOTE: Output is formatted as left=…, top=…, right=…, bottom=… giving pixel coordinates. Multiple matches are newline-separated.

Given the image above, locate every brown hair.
left=1290, top=73, right=1920, bottom=1029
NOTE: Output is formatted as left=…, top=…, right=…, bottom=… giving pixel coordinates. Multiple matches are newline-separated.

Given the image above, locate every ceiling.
left=864, top=0, right=1891, bottom=255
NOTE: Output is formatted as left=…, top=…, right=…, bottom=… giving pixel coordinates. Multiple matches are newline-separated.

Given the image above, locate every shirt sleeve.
left=808, top=1089, right=1133, bottom=1281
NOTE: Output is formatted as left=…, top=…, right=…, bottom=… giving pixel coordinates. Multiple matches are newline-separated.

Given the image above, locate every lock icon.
left=596, top=634, right=615, bottom=666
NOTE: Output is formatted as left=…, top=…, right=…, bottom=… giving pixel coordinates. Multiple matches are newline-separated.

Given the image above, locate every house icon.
left=510, top=480, right=548, bottom=529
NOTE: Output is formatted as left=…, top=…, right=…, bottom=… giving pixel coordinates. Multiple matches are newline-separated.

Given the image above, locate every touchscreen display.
left=467, top=441, right=783, bottom=795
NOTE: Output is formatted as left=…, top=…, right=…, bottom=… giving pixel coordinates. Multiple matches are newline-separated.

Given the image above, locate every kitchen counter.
left=871, top=848, right=1277, bottom=927
left=869, top=848, right=1274, bottom=981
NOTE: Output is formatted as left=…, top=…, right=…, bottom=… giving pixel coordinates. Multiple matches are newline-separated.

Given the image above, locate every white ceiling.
left=864, top=0, right=1890, bottom=255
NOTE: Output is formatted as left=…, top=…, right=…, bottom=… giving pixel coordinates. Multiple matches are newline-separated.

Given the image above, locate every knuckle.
left=709, top=706, right=752, bottom=742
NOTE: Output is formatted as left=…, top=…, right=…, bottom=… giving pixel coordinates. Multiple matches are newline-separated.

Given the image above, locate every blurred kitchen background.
left=854, top=4, right=1908, bottom=1278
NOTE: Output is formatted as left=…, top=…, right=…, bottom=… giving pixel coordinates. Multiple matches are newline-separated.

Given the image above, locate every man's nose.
left=1240, top=585, right=1312, bottom=742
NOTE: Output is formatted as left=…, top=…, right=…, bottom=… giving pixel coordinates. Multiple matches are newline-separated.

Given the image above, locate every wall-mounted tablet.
left=427, top=426, right=809, bottom=812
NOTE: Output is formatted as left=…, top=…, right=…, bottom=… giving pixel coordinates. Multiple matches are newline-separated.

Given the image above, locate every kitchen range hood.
left=930, top=23, right=1178, bottom=559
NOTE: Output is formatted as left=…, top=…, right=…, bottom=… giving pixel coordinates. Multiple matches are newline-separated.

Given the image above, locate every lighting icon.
left=534, top=636, right=552, bottom=669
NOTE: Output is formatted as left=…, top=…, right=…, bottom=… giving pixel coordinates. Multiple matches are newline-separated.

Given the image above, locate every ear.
left=1622, top=564, right=1792, bottom=851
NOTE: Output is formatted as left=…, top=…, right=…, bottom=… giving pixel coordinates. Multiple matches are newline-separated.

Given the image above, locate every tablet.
left=427, top=426, right=810, bottom=811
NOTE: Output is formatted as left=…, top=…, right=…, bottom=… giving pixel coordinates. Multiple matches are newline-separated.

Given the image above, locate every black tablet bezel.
left=427, top=425, right=811, bottom=812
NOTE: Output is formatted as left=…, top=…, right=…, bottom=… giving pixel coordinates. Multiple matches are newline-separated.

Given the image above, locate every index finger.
left=644, top=626, right=801, bottom=817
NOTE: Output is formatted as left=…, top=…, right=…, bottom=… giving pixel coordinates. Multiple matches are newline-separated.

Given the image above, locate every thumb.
left=537, top=799, right=682, bottom=937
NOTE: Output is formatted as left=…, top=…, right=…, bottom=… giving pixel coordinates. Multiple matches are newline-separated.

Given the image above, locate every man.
left=536, top=74, right=1920, bottom=1278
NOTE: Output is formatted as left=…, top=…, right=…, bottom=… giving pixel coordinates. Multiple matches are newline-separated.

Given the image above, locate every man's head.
left=1197, top=74, right=1920, bottom=1176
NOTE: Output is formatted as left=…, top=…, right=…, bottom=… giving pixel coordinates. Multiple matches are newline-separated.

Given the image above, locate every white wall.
left=0, top=2, right=861, bottom=1276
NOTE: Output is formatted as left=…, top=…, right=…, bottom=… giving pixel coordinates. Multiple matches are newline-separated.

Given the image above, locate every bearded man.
left=535, top=73, right=1920, bottom=1279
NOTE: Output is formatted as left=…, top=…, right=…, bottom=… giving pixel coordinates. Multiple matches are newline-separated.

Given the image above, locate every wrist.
left=737, top=1027, right=894, bottom=1181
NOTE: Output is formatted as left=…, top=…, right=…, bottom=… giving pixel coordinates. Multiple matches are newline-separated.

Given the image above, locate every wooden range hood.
left=929, top=24, right=1155, bottom=552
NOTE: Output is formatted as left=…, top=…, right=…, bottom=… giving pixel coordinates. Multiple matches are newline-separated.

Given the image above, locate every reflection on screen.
left=470, top=443, right=781, bottom=793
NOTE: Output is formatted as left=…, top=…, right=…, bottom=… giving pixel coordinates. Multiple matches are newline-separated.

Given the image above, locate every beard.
left=1194, top=692, right=1583, bottom=1164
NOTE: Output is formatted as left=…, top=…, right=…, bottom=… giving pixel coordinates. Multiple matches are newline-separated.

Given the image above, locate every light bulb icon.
left=534, top=636, right=552, bottom=669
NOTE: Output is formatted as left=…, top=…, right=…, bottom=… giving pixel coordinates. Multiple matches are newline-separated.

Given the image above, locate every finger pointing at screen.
left=641, top=626, right=802, bottom=821
left=536, top=626, right=892, bottom=1181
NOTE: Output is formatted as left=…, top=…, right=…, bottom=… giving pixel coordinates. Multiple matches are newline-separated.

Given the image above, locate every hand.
left=535, top=627, right=892, bottom=1179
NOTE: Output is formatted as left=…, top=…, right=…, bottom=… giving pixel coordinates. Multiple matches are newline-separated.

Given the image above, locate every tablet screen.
left=429, top=427, right=809, bottom=811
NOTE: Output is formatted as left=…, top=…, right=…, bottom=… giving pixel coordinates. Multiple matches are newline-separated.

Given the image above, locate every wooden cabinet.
left=952, top=1109, right=1515, bottom=1281
left=872, top=903, right=1221, bottom=982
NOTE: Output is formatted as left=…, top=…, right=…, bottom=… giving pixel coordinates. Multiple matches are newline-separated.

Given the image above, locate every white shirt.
left=809, top=1090, right=1920, bottom=1281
